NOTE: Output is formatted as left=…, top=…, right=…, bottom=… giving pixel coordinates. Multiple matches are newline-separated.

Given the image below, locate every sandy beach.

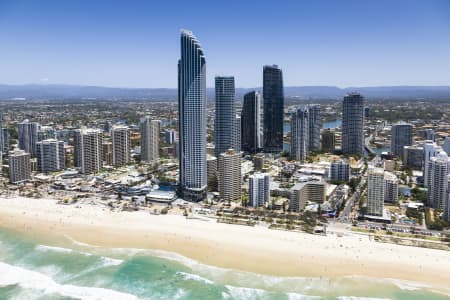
left=0, top=196, right=449, bottom=291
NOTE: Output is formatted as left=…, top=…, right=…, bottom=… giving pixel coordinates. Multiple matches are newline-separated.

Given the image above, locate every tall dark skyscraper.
left=263, top=65, right=284, bottom=153
left=214, top=76, right=236, bottom=158
left=241, top=91, right=261, bottom=153
left=342, top=93, right=365, bottom=155
left=391, top=122, right=413, bottom=159
left=308, top=104, right=321, bottom=152
left=178, top=30, right=207, bottom=201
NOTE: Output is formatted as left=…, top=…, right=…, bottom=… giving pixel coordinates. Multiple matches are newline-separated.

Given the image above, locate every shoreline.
left=1, top=196, right=450, bottom=292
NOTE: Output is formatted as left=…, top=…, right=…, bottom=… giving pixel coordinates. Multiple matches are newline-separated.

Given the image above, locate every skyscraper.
left=17, top=120, right=39, bottom=157
left=427, top=152, right=449, bottom=209
left=178, top=30, right=207, bottom=201
left=342, top=93, right=364, bottom=155
left=423, top=140, right=441, bottom=187
left=391, top=122, right=413, bottom=159
left=218, top=149, right=241, bottom=202
left=111, top=125, right=131, bottom=167
left=241, top=91, right=261, bottom=153
left=308, top=104, right=321, bottom=152
left=263, top=65, right=284, bottom=153
left=8, top=149, right=31, bottom=184
left=74, top=128, right=103, bottom=174
left=234, top=114, right=241, bottom=152
left=290, top=105, right=309, bottom=161
left=36, top=139, right=65, bottom=173
left=249, top=173, right=270, bottom=208
left=140, top=116, right=160, bottom=163
left=214, top=76, right=236, bottom=158
left=367, top=167, right=384, bottom=216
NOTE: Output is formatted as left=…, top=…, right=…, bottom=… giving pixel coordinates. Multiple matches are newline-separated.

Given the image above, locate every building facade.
left=308, top=104, right=321, bottom=152
left=214, top=76, right=236, bottom=158
left=367, top=167, right=385, bottom=216
left=178, top=30, right=207, bottom=201
left=290, top=179, right=326, bottom=212
left=218, top=149, right=241, bottom=202
left=112, top=126, right=131, bottom=167
left=8, top=149, right=31, bottom=184
left=391, top=122, right=413, bottom=159
left=290, top=105, right=309, bottom=161
left=321, top=129, right=335, bottom=153
left=36, top=139, right=65, bottom=173
left=341, top=93, right=365, bottom=155
left=18, top=120, right=39, bottom=157
left=241, top=91, right=261, bottom=153
left=403, top=144, right=423, bottom=170
left=74, top=129, right=103, bottom=174
left=140, top=117, right=160, bottom=163
left=249, top=173, right=270, bottom=207
left=427, top=152, right=449, bottom=209
left=330, top=160, right=350, bottom=182
left=384, top=171, right=398, bottom=203
left=263, top=65, right=284, bottom=153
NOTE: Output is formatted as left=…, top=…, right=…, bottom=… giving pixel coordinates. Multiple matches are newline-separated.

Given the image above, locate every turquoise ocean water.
left=0, top=227, right=448, bottom=300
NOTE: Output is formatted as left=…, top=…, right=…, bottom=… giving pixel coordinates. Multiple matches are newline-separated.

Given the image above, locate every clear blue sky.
left=0, top=0, right=449, bottom=88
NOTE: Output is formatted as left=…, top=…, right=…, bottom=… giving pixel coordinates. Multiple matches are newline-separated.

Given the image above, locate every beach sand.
left=0, top=196, right=449, bottom=291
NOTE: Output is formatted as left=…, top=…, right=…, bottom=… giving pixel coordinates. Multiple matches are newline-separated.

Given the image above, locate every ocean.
left=0, top=227, right=448, bottom=300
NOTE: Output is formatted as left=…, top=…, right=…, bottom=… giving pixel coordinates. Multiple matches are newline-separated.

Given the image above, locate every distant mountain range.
left=1, top=84, right=450, bottom=101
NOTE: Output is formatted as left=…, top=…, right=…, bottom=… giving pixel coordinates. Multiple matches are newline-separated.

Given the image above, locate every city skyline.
left=1, top=0, right=450, bottom=88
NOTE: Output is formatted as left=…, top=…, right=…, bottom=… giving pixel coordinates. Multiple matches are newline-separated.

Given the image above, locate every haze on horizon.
left=0, top=0, right=449, bottom=88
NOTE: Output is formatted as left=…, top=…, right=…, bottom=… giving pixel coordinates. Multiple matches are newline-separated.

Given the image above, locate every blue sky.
left=0, top=0, right=449, bottom=88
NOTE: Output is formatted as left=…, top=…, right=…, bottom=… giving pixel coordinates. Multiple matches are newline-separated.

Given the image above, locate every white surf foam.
left=176, top=271, right=214, bottom=285
left=225, top=285, right=268, bottom=299
left=337, top=297, right=390, bottom=300
left=0, top=262, right=138, bottom=300
left=287, top=292, right=322, bottom=299
left=36, top=244, right=73, bottom=254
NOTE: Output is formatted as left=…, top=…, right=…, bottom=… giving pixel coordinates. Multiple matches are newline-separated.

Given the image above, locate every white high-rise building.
left=8, top=149, right=31, bottom=184
left=218, top=149, right=241, bottom=202
left=249, top=173, right=270, bottom=207
left=140, top=117, right=160, bottom=163
left=17, top=120, right=39, bottom=156
left=111, top=125, right=131, bottom=167
left=178, top=29, right=207, bottom=201
left=384, top=171, right=398, bottom=203
left=423, top=140, right=442, bottom=187
left=290, top=105, right=309, bottom=161
left=427, top=152, right=449, bottom=209
left=367, top=167, right=385, bottom=216
left=74, top=129, right=103, bottom=174
left=36, top=139, right=65, bottom=173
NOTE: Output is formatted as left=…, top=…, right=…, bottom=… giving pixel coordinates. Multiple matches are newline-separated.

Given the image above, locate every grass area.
left=351, top=227, right=441, bottom=242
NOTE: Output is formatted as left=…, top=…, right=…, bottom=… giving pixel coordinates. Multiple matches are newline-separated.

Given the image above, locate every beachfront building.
left=427, top=152, right=449, bottom=209
left=330, top=160, right=350, bottom=182
left=8, top=149, right=31, bottom=184
left=263, top=65, right=284, bottom=153
left=321, top=129, right=335, bottom=153
left=215, top=76, right=236, bottom=159
left=218, top=149, right=241, bottom=202
left=17, top=119, right=39, bottom=157
left=140, top=116, right=160, bottom=163
left=102, top=141, right=113, bottom=166
left=112, top=125, right=131, bottom=167
left=36, top=139, right=65, bottom=173
left=207, top=154, right=217, bottom=191
left=341, top=93, right=364, bottom=155
left=74, top=128, right=103, bottom=174
left=367, top=167, right=385, bottom=216
left=423, top=140, right=442, bottom=187
left=384, top=171, right=399, bottom=203
left=290, top=179, right=326, bottom=212
left=290, top=105, right=309, bottom=161
left=248, top=173, right=270, bottom=207
left=178, top=29, right=207, bottom=201
left=391, top=122, right=413, bottom=159
left=241, top=91, right=261, bottom=153
left=308, top=104, right=321, bottom=152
